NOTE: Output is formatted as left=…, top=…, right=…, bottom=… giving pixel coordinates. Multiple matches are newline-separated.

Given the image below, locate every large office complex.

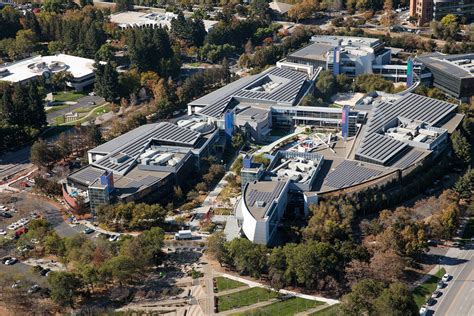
left=416, top=53, right=474, bottom=100
left=410, top=0, right=474, bottom=24
left=0, top=54, right=96, bottom=91
left=282, top=35, right=431, bottom=83
left=64, top=119, right=220, bottom=211
left=232, top=92, right=460, bottom=245
left=189, top=65, right=359, bottom=142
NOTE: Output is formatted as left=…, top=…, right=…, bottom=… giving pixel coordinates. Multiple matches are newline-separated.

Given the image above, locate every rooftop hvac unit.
left=110, top=153, right=129, bottom=164
left=154, top=153, right=174, bottom=165
left=255, top=200, right=266, bottom=207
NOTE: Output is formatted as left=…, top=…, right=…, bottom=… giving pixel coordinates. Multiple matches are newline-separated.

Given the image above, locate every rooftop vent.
left=255, top=200, right=266, bottom=207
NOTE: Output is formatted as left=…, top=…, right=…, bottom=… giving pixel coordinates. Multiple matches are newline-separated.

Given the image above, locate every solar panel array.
left=357, top=133, right=407, bottom=164
left=392, top=149, right=424, bottom=169
left=198, top=67, right=308, bottom=118
left=324, top=160, right=382, bottom=189
left=245, top=181, right=286, bottom=218
left=94, top=122, right=201, bottom=174
left=69, top=166, right=106, bottom=185
left=127, top=175, right=161, bottom=189
left=356, top=93, right=457, bottom=165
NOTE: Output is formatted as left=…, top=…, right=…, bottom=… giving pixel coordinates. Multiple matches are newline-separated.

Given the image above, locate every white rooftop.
left=110, top=11, right=218, bottom=32
left=0, top=54, right=95, bottom=83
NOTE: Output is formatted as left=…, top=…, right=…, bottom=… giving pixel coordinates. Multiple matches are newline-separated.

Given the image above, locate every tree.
left=316, top=70, right=336, bottom=100
left=100, top=255, right=138, bottom=286
left=451, top=130, right=471, bottom=164
left=231, top=131, right=245, bottom=149
left=249, top=0, right=269, bottom=20
left=454, top=169, right=474, bottom=200
left=30, top=139, right=60, bottom=168
left=288, top=0, right=320, bottom=22
left=44, top=233, right=66, bottom=257
left=226, top=238, right=268, bottom=278
left=373, top=282, right=418, bottom=316
left=115, top=0, right=132, bottom=12
left=207, top=231, right=228, bottom=265
left=47, top=271, right=82, bottom=307
left=94, top=62, right=119, bottom=102
left=340, top=279, right=385, bottom=316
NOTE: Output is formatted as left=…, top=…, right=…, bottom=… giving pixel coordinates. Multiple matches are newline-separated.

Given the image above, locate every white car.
left=7, top=224, right=18, bottom=230
left=442, top=273, right=450, bottom=282
left=5, top=257, right=18, bottom=265
left=109, top=234, right=120, bottom=242
left=0, top=229, right=6, bottom=235
left=419, top=306, right=428, bottom=316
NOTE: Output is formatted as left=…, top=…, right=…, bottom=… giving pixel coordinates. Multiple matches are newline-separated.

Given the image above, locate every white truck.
left=174, top=230, right=193, bottom=240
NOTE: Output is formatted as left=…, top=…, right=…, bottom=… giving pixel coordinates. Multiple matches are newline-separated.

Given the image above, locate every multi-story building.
left=410, top=0, right=434, bottom=25
left=410, top=0, right=474, bottom=24
left=0, top=54, right=96, bottom=91
left=416, top=53, right=474, bottom=100
left=282, top=35, right=430, bottom=83
left=64, top=119, right=221, bottom=212
left=188, top=65, right=359, bottom=141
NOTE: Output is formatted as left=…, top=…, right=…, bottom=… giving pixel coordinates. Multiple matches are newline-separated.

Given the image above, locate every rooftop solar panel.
left=324, top=160, right=382, bottom=189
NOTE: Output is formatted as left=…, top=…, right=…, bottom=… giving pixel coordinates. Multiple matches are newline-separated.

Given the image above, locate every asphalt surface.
left=0, top=146, right=32, bottom=181
left=431, top=243, right=474, bottom=316
left=46, top=95, right=105, bottom=123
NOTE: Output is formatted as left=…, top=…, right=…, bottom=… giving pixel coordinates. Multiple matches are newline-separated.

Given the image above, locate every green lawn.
left=215, top=277, right=247, bottom=292
left=233, top=297, right=324, bottom=316
left=217, top=287, right=279, bottom=312
left=53, top=91, right=86, bottom=102
left=54, top=116, right=65, bottom=125
left=413, top=268, right=446, bottom=308
left=309, top=304, right=340, bottom=316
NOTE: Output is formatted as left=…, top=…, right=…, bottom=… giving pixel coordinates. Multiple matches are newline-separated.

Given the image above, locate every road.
left=0, top=145, right=32, bottom=182
left=431, top=243, right=474, bottom=316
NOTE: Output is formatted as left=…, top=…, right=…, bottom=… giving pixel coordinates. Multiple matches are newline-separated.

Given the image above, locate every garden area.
left=214, top=277, right=247, bottom=293
left=234, top=296, right=325, bottom=316
left=217, top=287, right=279, bottom=312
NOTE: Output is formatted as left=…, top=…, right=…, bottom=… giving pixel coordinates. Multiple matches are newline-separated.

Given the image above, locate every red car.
left=15, top=227, right=28, bottom=237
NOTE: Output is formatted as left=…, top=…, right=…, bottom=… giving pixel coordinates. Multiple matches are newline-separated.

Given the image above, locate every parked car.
left=426, top=297, right=436, bottom=306
left=40, top=268, right=51, bottom=276
left=15, top=227, right=28, bottom=238
left=5, top=257, right=18, bottom=265
left=431, top=290, right=441, bottom=298
left=27, top=284, right=40, bottom=294
left=0, top=212, right=12, bottom=218
left=83, top=227, right=94, bottom=234
left=419, top=306, right=428, bottom=316
left=0, top=229, right=6, bottom=235
left=436, top=281, right=445, bottom=289
left=11, top=280, right=21, bottom=289
left=109, top=234, right=119, bottom=242
left=442, top=273, right=450, bottom=282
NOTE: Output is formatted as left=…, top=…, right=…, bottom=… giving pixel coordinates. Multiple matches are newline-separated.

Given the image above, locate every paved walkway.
left=294, top=304, right=331, bottom=316
left=219, top=273, right=340, bottom=305
left=255, top=126, right=304, bottom=154
left=215, top=286, right=249, bottom=297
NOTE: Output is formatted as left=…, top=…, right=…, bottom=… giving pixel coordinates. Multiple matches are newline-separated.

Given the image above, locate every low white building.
left=110, top=11, right=218, bottom=32
left=0, top=54, right=96, bottom=91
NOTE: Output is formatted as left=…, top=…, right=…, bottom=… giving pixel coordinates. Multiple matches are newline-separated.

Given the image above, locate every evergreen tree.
left=94, top=63, right=119, bottom=102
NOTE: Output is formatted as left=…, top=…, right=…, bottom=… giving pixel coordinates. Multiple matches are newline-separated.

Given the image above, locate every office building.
left=283, top=35, right=430, bottom=83
left=64, top=119, right=220, bottom=211
left=0, top=54, right=96, bottom=91
left=416, top=53, right=474, bottom=100
left=410, top=0, right=474, bottom=24
left=189, top=65, right=359, bottom=141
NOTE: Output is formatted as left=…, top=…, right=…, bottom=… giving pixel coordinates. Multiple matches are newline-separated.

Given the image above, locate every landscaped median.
left=215, top=285, right=325, bottom=315
left=214, top=276, right=247, bottom=293
left=413, top=267, right=446, bottom=308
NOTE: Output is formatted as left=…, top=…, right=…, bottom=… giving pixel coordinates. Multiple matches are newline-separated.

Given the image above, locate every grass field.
left=413, top=267, right=446, bottom=308
left=53, top=91, right=86, bottom=102
left=309, top=304, right=340, bottom=316
left=217, top=287, right=279, bottom=312
left=215, top=277, right=247, bottom=292
left=233, top=297, right=324, bottom=316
